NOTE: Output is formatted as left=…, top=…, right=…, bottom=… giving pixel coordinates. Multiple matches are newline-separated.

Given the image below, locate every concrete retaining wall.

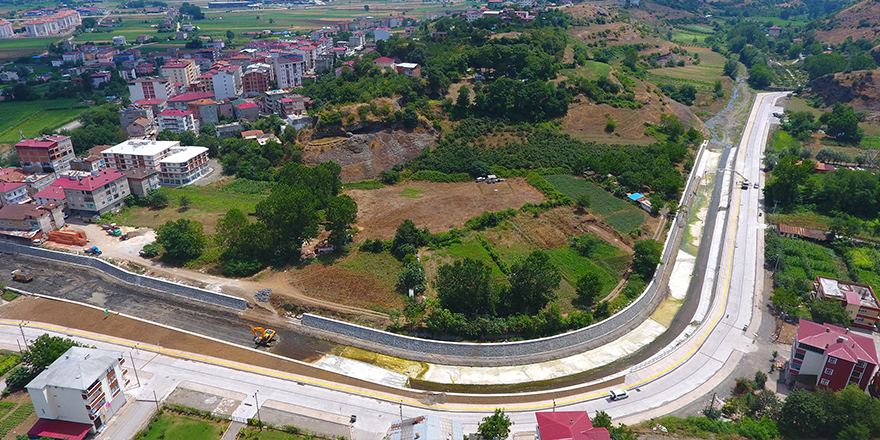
left=0, top=242, right=248, bottom=311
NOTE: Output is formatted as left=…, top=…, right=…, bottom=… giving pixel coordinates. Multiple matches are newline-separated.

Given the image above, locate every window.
left=820, top=378, right=830, bottom=386
left=828, top=357, right=837, bottom=365
left=825, top=368, right=834, bottom=375
left=799, top=343, right=825, bottom=354
left=791, top=363, right=801, bottom=371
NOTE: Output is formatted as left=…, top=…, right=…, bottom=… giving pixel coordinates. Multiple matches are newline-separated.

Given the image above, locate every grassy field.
left=135, top=412, right=225, bottom=440
left=769, top=235, right=845, bottom=293
left=0, top=99, right=89, bottom=145
left=238, top=426, right=325, bottom=440
left=745, top=16, right=809, bottom=27
left=770, top=129, right=800, bottom=153
left=677, top=25, right=714, bottom=34
left=559, top=60, right=612, bottom=80
left=671, top=30, right=708, bottom=45
left=846, top=247, right=880, bottom=295
left=543, top=175, right=646, bottom=234
left=114, top=184, right=267, bottom=234
left=769, top=211, right=833, bottom=231
left=690, top=49, right=727, bottom=68
left=647, top=65, right=723, bottom=84
left=0, top=37, right=60, bottom=60
left=861, top=135, right=880, bottom=149
left=786, top=96, right=826, bottom=115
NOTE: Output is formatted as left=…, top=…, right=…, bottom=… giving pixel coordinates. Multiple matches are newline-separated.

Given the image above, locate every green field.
left=135, top=413, right=225, bottom=440
left=0, top=36, right=60, bottom=60
left=0, top=99, right=89, bottom=145
left=770, top=129, right=800, bottom=153
left=677, top=25, right=714, bottom=34
left=543, top=174, right=646, bottom=234
left=691, top=50, right=727, bottom=68
left=745, top=16, right=808, bottom=27
left=433, top=234, right=507, bottom=279
left=671, top=30, right=708, bottom=45
left=238, top=426, right=321, bottom=440
left=560, top=60, right=612, bottom=80
left=768, top=235, right=845, bottom=291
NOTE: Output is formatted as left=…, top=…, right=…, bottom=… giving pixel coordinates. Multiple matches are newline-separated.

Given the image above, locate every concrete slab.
left=315, top=355, right=409, bottom=388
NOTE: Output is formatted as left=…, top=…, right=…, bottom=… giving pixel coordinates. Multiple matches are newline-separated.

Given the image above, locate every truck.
left=11, top=270, right=32, bottom=283
left=84, top=246, right=102, bottom=256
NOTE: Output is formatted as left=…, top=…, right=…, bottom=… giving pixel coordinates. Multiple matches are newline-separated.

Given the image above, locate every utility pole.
left=129, top=353, right=140, bottom=387
left=18, top=323, right=27, bottom=351
left=254, top=390, right=263, bottom=431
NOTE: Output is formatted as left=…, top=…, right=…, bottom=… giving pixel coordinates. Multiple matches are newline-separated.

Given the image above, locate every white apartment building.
left=157, top=109, right=198, bottom=134
left=161, top=59, right=201, bottom=87
left=159, top=146, right=210, bottom=186
left=211, top=65, right=243, bottom=100
left=128, top=77, right=173, bottom=102
left=112, top=35, right=126, bottom=46
left=274, top=54, right=304, bottom=89
left=0, top=21, right=13, bottom=39
left=24, top=9, right=81, bottom=37
left=27, top=347, right=129, bottom=436
left=102, top=140, right=180, bottom=171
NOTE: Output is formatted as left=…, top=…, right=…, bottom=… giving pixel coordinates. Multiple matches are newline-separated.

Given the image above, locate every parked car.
left=609, top=389, right=629, bottom=401
left=753, top=182, right=759, bottom=189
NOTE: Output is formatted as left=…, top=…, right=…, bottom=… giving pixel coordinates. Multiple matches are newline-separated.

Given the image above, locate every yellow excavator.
left=251, top=327, right=276, bottom=346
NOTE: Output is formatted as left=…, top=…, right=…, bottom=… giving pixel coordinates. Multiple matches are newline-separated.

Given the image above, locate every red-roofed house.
left=0, top=202, right=64, bottom=235
left=54, top=170, right=130, bottom=217
left=814, top=276, right=880, bottom=330
left=0, top=182, right=29, bottom=206
left=33, top=185, right=67, bottom=208
left=166, top=91, right=215, bottom=110
left=373, top=56, right=395, bottom=70
left=788, top=320, right=878, bottom=391
left=769, top=25, right=781, bottom=36
left=234, top=102, right=259, bottom=122
left=15, top=135, right=75, bottom=173
left=157, top=109, right=199, bottom=134
left=536, top=411, right=611, bottom=440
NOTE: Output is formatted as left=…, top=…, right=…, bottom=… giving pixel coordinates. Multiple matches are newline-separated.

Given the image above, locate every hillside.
left=809, top=69, right=880, bottom=122
left=815, top=0, right=880, bottom=44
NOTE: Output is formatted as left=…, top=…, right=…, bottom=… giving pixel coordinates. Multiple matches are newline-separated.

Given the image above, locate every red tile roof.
left=158, top=109, right=193, bottom=117
left=536, top=412, right=611, bottom=440
left=0, top=181, right=25, bottom=192
left=28, top=418, right=92, bottom=440
left=236, top=102, right=258, bottom=109
left=53, top=169, right=128, bottom=192
left=134, top=98, right=165, bottom=105
left=797, top=320, right=878, bottom=365
left=167, top=92, right=214, bottom=102
left=373, top=56, right=394, bottom=63
left=33, top=184, right=66, bottom=200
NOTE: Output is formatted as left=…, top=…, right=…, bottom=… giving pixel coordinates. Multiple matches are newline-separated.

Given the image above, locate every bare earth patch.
left=347, top=178, right=545, bottom=240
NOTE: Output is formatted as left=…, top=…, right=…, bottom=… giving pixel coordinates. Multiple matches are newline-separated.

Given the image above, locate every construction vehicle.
left=251, top=327, right=276, bottom=346
left=110, top=228, right=122, bottom=237
left=119, top=233, right=130, bottom=241
left=11, top=270, right=33, bottom=283
left=84, top=246, right=102, bottom=256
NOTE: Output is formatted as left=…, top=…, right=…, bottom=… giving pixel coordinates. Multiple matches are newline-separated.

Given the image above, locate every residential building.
left=54, top=170, right=130, bottom=217
left=386, top=415, right=463, bottom=440
left=466, top=10, right=482, bottom=22
left=373, top=56, right=395, bottom=69
left=211, top=65, right=243, bottom=100
left=536, top=411, right=611, bottom=440
left=488, top=0, right=503, bottom=8
left=0, top=21, right=13, bottom=39
left=0, top=202, right=64, bottom=235
left=63, top=51, right=85, bottom=64
left=0, top=182, right=30, bottom=206
left=159, top=146, right=210, bottom=186
left=112, top=35, right=126, bottom=46
left=161, top=59, right=200, bottom=86
left=814, top=276, right=880, bottom=330
left=33, top=185, right=66, bottom=208
left=128, top=77, right=173, bottom=102
left=0, top=71, right=18, bottom=82
left=118, top=105, right=154, bottom=129
left=26, top=347, right=129, bottom=437
left=264, top=89, right=292, bottom=115
left=374, top=27, right=391, bottom=41
left=349, top=31, right=365, bottom=47
left=91, top=72, right=111, bottom=88
left=281, top=95, right=307, bottom=116
left=215, top=122, right=244, bottom=139
left=234, top=102, right=259, bottom=122
left=24, top=9, right=81, bottom=37
left=395, top=63, right=421, bottom=77
left=788, top=320, right=878, bottom=392
left=125, top=117, right=154, bottom=138
left=516, top=0, right=536, bottom=7
left=15, top=135, right=75, bottom=173
left=166, top=91, right=214, bottom=111
left=70, top=155, right=105, bottom=172
left=133, top=98, right=167, bottom=118
left=157, top=109, right=199, bottom=134
left=102, top=140, right=180, bottom=171
left=274, top=54, right=304, bottom=89
left=187, top=98, right=219, bottom=125
left=242, top=64, right=272, bottom=96
left=769, top=26, right=781, bottom=36
left=125, top=168, right=160, bottom=196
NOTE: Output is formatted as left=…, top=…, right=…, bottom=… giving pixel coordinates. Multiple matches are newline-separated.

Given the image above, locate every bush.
left=410, top=170, right=471, bottom=183
left=465, top=209, right=517, bottom=230
left=140, top=243, right=160, bottom=258
left=379, top=170, right=400, bottom=184
left=4, top=366, right=35, bottom=392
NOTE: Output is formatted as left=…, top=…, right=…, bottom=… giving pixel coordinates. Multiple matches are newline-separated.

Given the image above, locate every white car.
left=609, top=389, right=629, bottom=401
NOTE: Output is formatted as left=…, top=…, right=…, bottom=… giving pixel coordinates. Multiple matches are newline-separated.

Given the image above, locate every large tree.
left=255, top=187, right=319, bottom=261
left=810, top=300, right=851, bottom=328
left=325, top=195, right=358, bottom=249
left=763, top=156, right=814, bottom=208
left=632, top=239, right=663, bottom=281
left=576, top=271, right=603, bottom=307
left=155, top=218, right=207, bottom=264
left=478, top=409, right=513, bottom=440
left=435, top=258, right=497, bottom=317
left=822, top=103, right=862, bottom=144
left=505, top=250, right=561, bottom=315
left=778, top=390, right=827, bottom=438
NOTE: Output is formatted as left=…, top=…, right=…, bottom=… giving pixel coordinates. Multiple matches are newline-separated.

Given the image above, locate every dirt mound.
left=815, top=0, right=880, bottom=45
left=809, top=69, right=880, bottom=122
left=561, top=76, right=705, bottom=144
left=302, top=130, right=436, bottom=182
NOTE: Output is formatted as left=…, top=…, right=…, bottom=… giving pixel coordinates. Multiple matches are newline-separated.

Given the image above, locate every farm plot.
left=0, top=99, right=88, bottom=145
left=543, top=175, right=646, bottom=234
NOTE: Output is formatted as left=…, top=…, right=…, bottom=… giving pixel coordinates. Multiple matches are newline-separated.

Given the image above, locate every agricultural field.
left=769, top=129, right=800, bottom=153
left=676, top=25, right=714, bottom=34
left=0, top=99, right=89, bottom=146
left=135, top=412, right=225, bottom=440
left=0, top=37, right=59, bottom=61
left=558, top=60, right=612, bottom=81
left=846, top=247, right=880, bottom=295
left=238, top=426, right=329, bottom=440
left=767, top=235, right=846, bottom=293
left=292, top=250, right=407, bottom=312
left=670, top=30, right=708, bottom=45
left=543, top=174, right=647, bottom=234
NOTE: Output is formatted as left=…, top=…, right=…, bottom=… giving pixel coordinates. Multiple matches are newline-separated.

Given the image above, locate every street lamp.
left=349, top=415, right=357, bottom=440
left=254, top=390, right=262, bottom=431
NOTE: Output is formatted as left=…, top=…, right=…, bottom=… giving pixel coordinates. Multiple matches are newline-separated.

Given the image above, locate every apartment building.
left=128, top=77, right=173, bottom=102
left=161, top=59, right=200, bottom=86
left=118, top=105, right=154, bottom=129
left=24, top=9, right=81, bottom=37
left=27, top=347, right=129, bottom=436
left=32, top=185, right=66, bottom=208
left=0, top=202, right=65, bottom=236
left=102, top=140, right=180, bottom=171
left=281, top=95, right=306, bottom=116
left=788, top=320, right=878, bottom=392
left=0, top=21, right=13, bottom=39
left=125, top=167, right=160, bottom=196
left=187, top=98, right=219, bottom=125
left=159, top=146, right=210, bottom=186
left=243, top=63, right=272, bottom=96
left=157, top=109, right=199, bottom=134
left=814, top=276, right=880, bottom=330
left=273, top=54, right=304, bottom=89
left=166, top=91, right=215, bottom=111
left=54, top=170, right=130, bottom=217
left=212, top=65, right=243, bottom=100
left=15, top=135, right=75, bottom=173
left=0, top=182, right=30, bottom=206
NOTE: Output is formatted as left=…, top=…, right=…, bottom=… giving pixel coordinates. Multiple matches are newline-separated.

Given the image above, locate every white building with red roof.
left=789, top=320, right=878, bottom=392
left=53, top=170, right=130, bottom=217
left=814, top=276, right=880, bottom=330
left=373, top=56, right=395, bottom=69
left=33, top=185, right=66, bottom=208
left=0, top=182, right=29, bottom=206
left=0, top=21, right=13, bottom=39
left=157, top=109, right=199, bottom=134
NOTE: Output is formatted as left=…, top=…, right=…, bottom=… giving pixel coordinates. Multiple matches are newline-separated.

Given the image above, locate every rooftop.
left=536, top=411, right=611, bottom=440
left=125, top=167, right=158, bottom=180
left=134, top=98, right=166, bottom=105
left=160, top=146, right=208, bottom=164
left=396, top=62, right=419, bottom=69
left=15, top=135, right=70, bottom=150
left=104, top=140, right=179, bottom=156
left=817, top=276, right=879, bottom=309
left=33, top=185, right=66, bottom=200
left=797, top=320, right=878, bottom=365
left=54, top=169, right=128, bottom=192
left=0, top=181, right=25, bottom=192
left=374, top=56, right=394, bottom=63
left=168, top=92, right=214, bottom=102
left=0, top=203, right=57, bottom=221
left=27, top=347, right=123, bottom=391
left=236, top=102, right=258, bottom=109
left=158, top=109, right=194, bottom=117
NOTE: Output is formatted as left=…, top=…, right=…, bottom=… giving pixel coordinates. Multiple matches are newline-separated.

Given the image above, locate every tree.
left=226, top=30, right=235, bottom=40
left=325, top=195, right=358, bottom=249
left=216, top=208, right=248, bottom=246
left=146, top=188, right=169, bottom=208
left=391, top=219, right=426, bottom=260
left=478, top=409, right=513, bottom=440
left=763, top=156, right=814, bottom=208
left=456, top=85, right=471, bottom=109
left=747, top=63, right=773, bottom=89
left=604, top=118, right=616, bottom=133
left=178, top=195, right=192, bottom=210
left=255, top=187, right=319, bottom=262
left=810, top=300, right=851, bottom=328
left=576, top=193, right=592, bottom=211
left=155, top=219, right=207, bottom=264
left=397, top=260, right=426, bottom=294
left=723, top=59, right=739, bottom=79
left=576, top=271, right=603, bottom=307
left=632, top=239, right=663, bottom=281
left=778, top=390, right=826, bottom=438
left=824, top=103, right=863, bottom=144
left=622, top=47, right=639, bottom=70
left=505, top=250, right=561, bottom=315
left=436, top=258, right=497, bottom=316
